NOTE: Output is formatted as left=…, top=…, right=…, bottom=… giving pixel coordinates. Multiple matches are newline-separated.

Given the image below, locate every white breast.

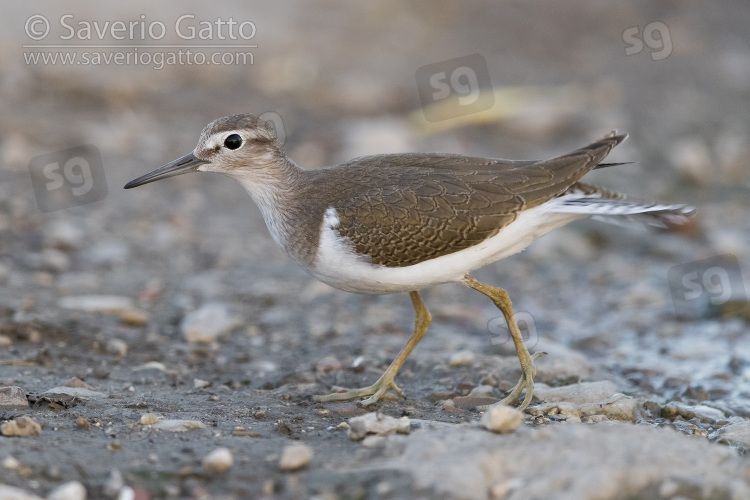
left=309, top=204, right=583, bottom=294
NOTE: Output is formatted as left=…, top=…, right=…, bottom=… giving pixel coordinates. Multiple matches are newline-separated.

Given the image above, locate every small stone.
left=533, top=381, right=618, bottom=405
left=578, top=394, right=640, bottom=422
left=24, top=249, right=70, bottom=272
left=279, top=443, right=313, bottom=471
left=0, top=334, right=11, bottom=346
left=47, top=481, right=87, bottom=500
left=76, top=417, right=90, bottom=429
left=140, top=414, right=160, bottom=426
left=0, top=386, right=29, bottom=410
left=152, top=419, right=206, bottom=432
left=202, top=447, right=233, bottom=474
left=467, top=385, right=497, bottom=398
left=181, top=302, right=243, bottom=343
left=1, top=416, right=42, bottom=436
left=45, top=220, right=85, bottom=250
left=0, top=485, right=44, bottom=500
left=42, top=387, right=105, bottom=400
left=361, top=435, right=387, bottom=447
left=105, top=339, right=128, bottom=357
left=3, top=456, right=21, bottom=469
left=64, top=377, right=95, bottom=390
left=481, top=406, right=524, bottom=433
left=453, top=396, right=499, bottom=410
left=104, top=470, right=124, bottom=497
left=58, top=295, right=147, bottom=325
left=347, top=412, right=410, bottom=441
left=713, top=419, right=750, bottom=448
left=448, top=350, right=476, bottom=366
left=193, top=378, right=211, bottom=389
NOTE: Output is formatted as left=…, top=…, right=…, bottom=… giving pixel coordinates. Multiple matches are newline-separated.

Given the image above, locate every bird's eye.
left=224, top=134, right=242, bottom=150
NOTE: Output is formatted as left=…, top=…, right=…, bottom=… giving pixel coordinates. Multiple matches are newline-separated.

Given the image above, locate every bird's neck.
left=229, top=154, right=311, bottom=259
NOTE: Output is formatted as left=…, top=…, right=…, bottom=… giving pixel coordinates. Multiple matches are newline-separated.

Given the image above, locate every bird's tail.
left=547, top=182, right=696, bottom=230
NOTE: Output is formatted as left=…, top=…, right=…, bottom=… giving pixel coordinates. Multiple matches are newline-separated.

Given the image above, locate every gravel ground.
left=2, top=2, right=750, bottom=499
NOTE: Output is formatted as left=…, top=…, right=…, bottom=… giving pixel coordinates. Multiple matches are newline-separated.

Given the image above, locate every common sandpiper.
left=125, top=114, right=695, bottom=411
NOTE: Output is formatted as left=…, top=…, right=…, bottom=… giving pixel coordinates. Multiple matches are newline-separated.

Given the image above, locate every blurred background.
left=1, top=1, right=750, bottom=499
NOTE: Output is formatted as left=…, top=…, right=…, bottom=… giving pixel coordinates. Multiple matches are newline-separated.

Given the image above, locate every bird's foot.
left=313, top=373, right=405, bottom=407
left=478, top=351, right=546, bottom=412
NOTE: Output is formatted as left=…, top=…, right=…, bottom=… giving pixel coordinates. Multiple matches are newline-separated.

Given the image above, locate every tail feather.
left=547, top=189, right=696, bottom=230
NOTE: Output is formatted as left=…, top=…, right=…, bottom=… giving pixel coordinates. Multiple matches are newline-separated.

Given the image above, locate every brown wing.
left=321, top=132, right=626, bottom=267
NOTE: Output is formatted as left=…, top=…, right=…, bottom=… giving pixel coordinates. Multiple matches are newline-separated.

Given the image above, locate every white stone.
left=481, top=406, right=524, bottom=434
left=347, top=412, right=411, bottom=441
left=105, top=339, right=128, bottom=357
left=448, top=350, right=477, bottom=366
left=140, top=413, right=160, bottom=426
left=181, top=302, right=243, bottom=343
left=279, top=443, right=313, bottom=471
left=534, top=381, right=619, bottom=405
left=152, top=419, right=206, bottom=432
left=202, top=447, right=233, bottom=474
left=47, top=481, right=87, bottom=500
left=0, top=485, right=44, bottom=500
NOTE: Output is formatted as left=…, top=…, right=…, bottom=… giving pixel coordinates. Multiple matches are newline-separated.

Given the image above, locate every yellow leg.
left=462, top=274, right=545, bottom=411
left=313, top=291, right=432, bottom=406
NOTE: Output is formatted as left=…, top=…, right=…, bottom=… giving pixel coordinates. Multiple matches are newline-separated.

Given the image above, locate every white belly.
left=309, top=203, right=584, bottom=294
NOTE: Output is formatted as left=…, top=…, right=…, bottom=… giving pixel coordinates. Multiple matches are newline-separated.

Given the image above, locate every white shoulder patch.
left=323, top=207, right=340, bottom=229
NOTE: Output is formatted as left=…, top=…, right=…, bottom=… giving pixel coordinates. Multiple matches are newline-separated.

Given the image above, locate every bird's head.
left=124, top=113, right=284, bottom=189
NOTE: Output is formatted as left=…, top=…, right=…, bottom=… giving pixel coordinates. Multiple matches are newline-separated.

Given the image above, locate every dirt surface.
left=2, top=2, right=750, bottom=499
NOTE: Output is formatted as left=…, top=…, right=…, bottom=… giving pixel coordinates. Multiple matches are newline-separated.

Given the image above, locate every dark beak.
left=124, top=152, right=209, bottom=189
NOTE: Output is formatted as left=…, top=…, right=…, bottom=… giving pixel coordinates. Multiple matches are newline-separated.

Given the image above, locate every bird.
left=124, top=114, right=695, bottom=411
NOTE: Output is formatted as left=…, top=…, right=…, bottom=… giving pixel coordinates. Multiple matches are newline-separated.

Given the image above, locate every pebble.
left=152, top=419, right=206, bottom=432
left=181, top=302, right=243, bottom=343
left=193, top=378, right=211, bottom=389
left=83, top=239, right=130, bottom=266
left=140, top=413, right=160, bottom=426
left=712, top=419, right=750, bottom=448
left=47, top=481, right=87, bottom=500
left=448, top=350, right=476, bottom=367
left=537, top=393, right=640, bottom=422
left=661, top=403, right=725, bottom=424
left=279, top=443, right=313, bottom=471
left=1, top=416, right=42, bottom=436
left=45, top=220, right=85, bottom=250
left=65, top=377, right=95, bottom=390
left=23, top=249, right=70, bottom=272
left=58, top=295, right=147, bottom=325
left=2, top=456, right=21, bottom=469
left=105, top=339, right=128, bottom=357
left=202, top=447, right=233, bottom=474
left=0, top=485, right=44, bottom=500
left=361, top=435, right=387, bottom=447
left=0, top=334, right=12, bottom=346
left=0, top=386, right=29, bottom=409
left=42, top=387, right=106, bottom=400
left=481, top=406, right=524, bottom=434
left=347, top=412, right=411, bottom=441
left=533, top=381, right=618, bottom=405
